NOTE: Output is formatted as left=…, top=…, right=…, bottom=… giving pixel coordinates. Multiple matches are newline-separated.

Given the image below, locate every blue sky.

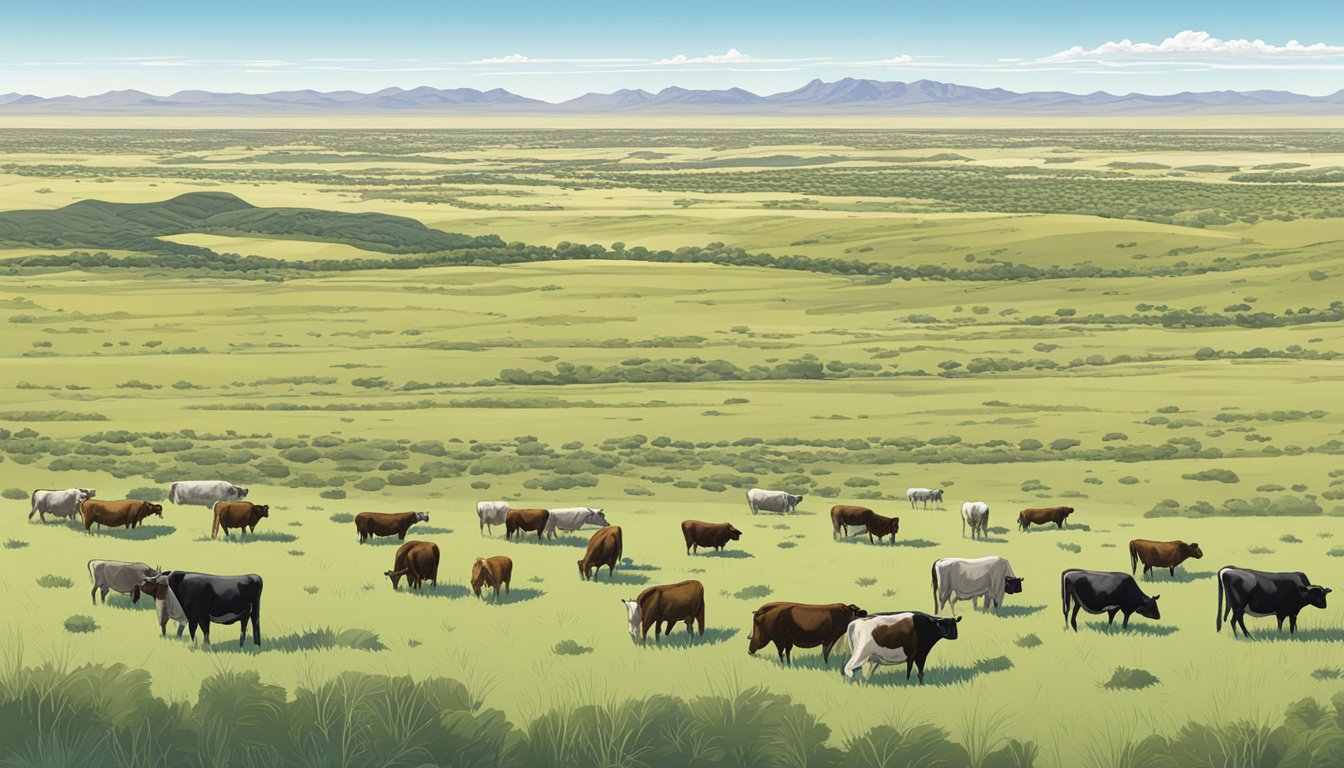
left=4, top=0, right=1344, bottom=98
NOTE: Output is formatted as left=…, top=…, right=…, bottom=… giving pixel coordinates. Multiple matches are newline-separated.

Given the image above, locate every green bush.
left=329, top=513, right=355, bottom=524
left=353, top=476, right=386, bottom=492
left=386, top=472, right=431, bottom=487
left=1015, top=633, right=1042, bottom=648
left=552, top=640, right=593, bottom=656
left=1118, top=476, right=1140, bottom=485
left=733, top=585, right=773, bottom=600
left=126, top=486, right=166, bottom=501
left=320, top=489, right=346, bottom=500
left=1182, top=468, right=1240, bottom=483
left=37, top=574, right=74, bottom=588
left=4, top=539, right=28, bottom=549
left=2, top=487, right=27, bottom=500
left=64, top=615, right=98, bottom=633
left=1103, top=667, right=1160, bottom=690
left=624, top=486, right=653, bottom=496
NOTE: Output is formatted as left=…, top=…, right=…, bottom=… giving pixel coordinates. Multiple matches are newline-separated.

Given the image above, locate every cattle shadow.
left=1021, top=523, right=1092, bottom=533
left=193, top=532, right=299, bottom=544
left=359, top=536, right=414, bottom=547
left=695, top=549, right=753, bottom=559
left=81, top=525, right=177, bottom=541
left=631, top=627, right=739, bottom=650
left=618, top=560, right=659, bottom=572
left=962, top=535, right=1010, bottom=545
left=834, top=535, right=899, bottom=547
left=893, top=538, right=939, bottom=549
left=853, top=655, right=1016, bottom=688
left=403, top=584, right=473, bottom=600
left=190, top=630, right=387, bottom=655
left=101, top=594, right=154, bottom=612
left=1228, top=625, right=1344, bottom=643
left=476, top=587, right=545, bottom=605
left=415, top=526, right=454, bottom=535
left=523, top=536, right=589, bottom=548
left=1137, top=569, right=1216, bottom=584
left=984, top=604, right=1049, bottom=618
left=580, top=571, right=651, bottom=586
left=1079, top=621, right=1179, bottom=637
left=987, top=526, right=1011, bottom=535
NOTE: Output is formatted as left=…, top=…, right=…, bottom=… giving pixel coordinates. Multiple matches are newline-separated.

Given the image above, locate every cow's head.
left=620, top=599, right=641, bottom=639
left=589, top=509, right=610, bottom=527
left=1137, top=594, right=1161, bottom=621
left=470, top=558, right=491, bottom=597
left=1060, top=507, right=1075, bottom=518
left=80, top=488, right=97, bottom=500
left=870, top=515, right=898, bottom=535
left=726, top=524, right=742, bottom=541
left=846, top=604, right=867, bottom=619
left=789, top=494, right=804, bottom=508
left=934, top=615, right=962, bottom=640
left=576, top=559, right=587, bottom=578
left=931, top=489, right=944, bottom=501
left=747, top=614, right=770, bottom=656
left=1004, top=576, right=1025, bottom=595
left=384, top=568, right=406, bottom=589
left=252, top=504, right=270, bottom=519
left=145, top=503, right=164, bottom=517
left=131, top=576, right=167, bottom=604
left=1302, top=585, right=1332, bottom=609
left=236, top=487, right=250, bottom=499
left=1186, top=542, right=1204, bottom=559
left=414, top=511, right=430, bottom=523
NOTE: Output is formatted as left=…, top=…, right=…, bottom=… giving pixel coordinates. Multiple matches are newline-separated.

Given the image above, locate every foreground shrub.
left=64, top=615, right=98, bottom=633
left=1104, top=666, right=1160, bottom=690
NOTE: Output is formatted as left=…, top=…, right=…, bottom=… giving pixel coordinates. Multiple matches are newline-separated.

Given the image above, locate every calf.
left=1218, top=566, right=1331, bottom=637
left=747, top=602, right=867, bottom=665
left=1018, top=506, right=1074, bottom=531
left=212, top=501, right=270, bottom=538
left=1061, top=569, right=1160, bottom=632
left=134, top=571, right=263, bottom=648
left=621, top=580, right=705, bottom=644
left=578, top=526, right=623, bottom=580
left=80, top=499, right=163, bottom=531
left=30, top=488, right=95, bottom=523
left=505, top=508, right=549, bottom=541
left=1129, top=539, right=1203, bottom=579
left=843, top=612, right=961, bottom=683
left=386, top=540, right=439, bottom=590
left=681, top=520, right=742, bottom=554
left=87, top=559, right=159, bottom=605
left=471, top=556, right=513, bottom=600
left=355, top=511, right=429, bottom=543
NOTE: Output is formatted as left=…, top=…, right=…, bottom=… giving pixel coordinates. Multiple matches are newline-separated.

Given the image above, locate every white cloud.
left=1040, top=30, right=1344, bottom=63
left=654, top=48, right=754, bottom=65
left=473, top=54, right=532, bottom=64
left=847, top=55, right=915, bottom=67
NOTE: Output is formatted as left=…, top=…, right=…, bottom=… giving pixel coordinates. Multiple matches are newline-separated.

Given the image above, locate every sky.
left=4, top=0, right=1344, bottom=99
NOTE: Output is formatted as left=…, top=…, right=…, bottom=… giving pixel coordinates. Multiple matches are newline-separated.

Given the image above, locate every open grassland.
left=1, top=128, right=1343, bottom=767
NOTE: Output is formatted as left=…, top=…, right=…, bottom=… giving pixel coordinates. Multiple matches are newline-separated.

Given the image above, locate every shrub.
left=320, top=489, right=346, bottom=500
left=386, top=473, right=431, bottom=487
left=64, top=615, right=98, bottom=633
left=1057, top=542, right=1082, bottom=553
left=329, top=513, right=354, bottom=524
left=844, top=477, right=878, bottom=488
left=1103, top=432, right=1128, bottom=441
left=2, top=487, right=27, bottom=500
left=1015, top=633, right=1042, bottom=648
left=1018, top=438, right=1043, bottom=451
left=552, top=640, right=593, bottom=656
left=623, top=486, right=653, bottom=496
left=856, top=576, right=877, bottom=587
left=470, top=480, right=491, bottom=490
left=126, top=486, right=166, bottom=501
left=1104, top=667, right=1159, bottom=689
left=1051, top=438, right=1081, bottom=451
left=1118, top=476, right=1140, bottom=485
left=733, top=584, right=772, bottom=600
left=37, top=574, right=74, bottom=588
left=1312, top=668, right=1343, bottom=680
left=353, top=477, right=386, bottom=492
left=1182, top=468, right=1240, bottom=483
left=4, top=539, right=28, bottom=549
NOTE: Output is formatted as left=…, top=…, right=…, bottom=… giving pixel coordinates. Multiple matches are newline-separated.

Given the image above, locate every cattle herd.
left=27, top=481, right=1336, bottom=680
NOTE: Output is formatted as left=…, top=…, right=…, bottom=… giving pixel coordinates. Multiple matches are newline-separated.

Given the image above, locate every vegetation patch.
left=1104, top=667, right=1160, bottom=690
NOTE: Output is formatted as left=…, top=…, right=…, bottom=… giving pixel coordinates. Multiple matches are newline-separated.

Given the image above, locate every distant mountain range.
left=4, top=78, right=1344, bottom=115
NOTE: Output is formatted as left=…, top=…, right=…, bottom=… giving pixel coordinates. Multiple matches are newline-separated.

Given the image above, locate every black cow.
left=1217, top=566, right=1331, bottom=637
left=134, top=570, right=262, bottom=647
left=1061, top=569, right=1160, bottom=632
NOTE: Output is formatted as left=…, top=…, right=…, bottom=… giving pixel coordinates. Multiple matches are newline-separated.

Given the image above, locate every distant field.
left=2, top=128, right=1343, bottom=766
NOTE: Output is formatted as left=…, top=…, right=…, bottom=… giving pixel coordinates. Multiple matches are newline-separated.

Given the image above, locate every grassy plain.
left=1, top=127, right=1343, bottom=766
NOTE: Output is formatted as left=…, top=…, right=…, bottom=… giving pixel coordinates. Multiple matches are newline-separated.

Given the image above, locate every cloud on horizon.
left=1040, top=30, right=1344, bottom=63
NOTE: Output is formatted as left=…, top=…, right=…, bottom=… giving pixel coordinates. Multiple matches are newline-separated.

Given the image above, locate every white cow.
left=961, top=502, right=990, bottom=539
left=746, top=488, right=803, bottom=515
left=543, top=507, right=610, bottom=538
left=476, top=501, right=511, bottom=535
left=153, top=578, right=188, bottom=637
left=931, top=556, right=1023, bottom=615
left=907, top=488, right=943, bottom=509
left=30, top=488, right=95, bottom=523
left=169, top=480, right=247, bottom=508
left=88, top=559, right=159, bottom=606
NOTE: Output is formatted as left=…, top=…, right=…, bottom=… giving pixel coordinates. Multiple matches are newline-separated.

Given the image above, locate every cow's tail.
left=1061, top=569, right=1070, bottom=626
left=29, top=490, right=38, bottom=520
left=1216, top=568, right=1225, bottom=633
left=87, top=559, right=97, bottom=583
left=1129, top=541, right=1138, bottom=575
left=211, top=507, right=220, bottom=538
left=931, top=560, right=939, bottom=613
left=169, top=483, right=179, bottom=505
left=746, top=490, right=755, bottom=515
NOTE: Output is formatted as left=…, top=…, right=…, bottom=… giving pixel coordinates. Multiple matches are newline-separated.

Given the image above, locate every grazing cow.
left=505, top=508, right=549, bottom=541
left=87, top=559, right=159, bottom=605
left=842, top=612, right=962, bottom=683
left=168, top=480, right=247, bottom=508
left=1018, top=506, right=1074, bottom=531
left=1061, top=569, right=1160, bottom=632
left=30, top=488, right=95, bottom=523
left=385, top=540, right=439, bottom=590
left=830, top=505, right=899, bottom=544
left=545, top=507, right=610, bottom=538
left=476, top=501, right=511, bottom=535
left=681, top=520, right=742, bottom=554
left=471, top=556, right=513, bottom=600
left=960, top=502, right=990, bottom=540
left=932, top=556, right=1023, bottom=615
left=355, top=511, right=429, bottom=543
left=1217, top=566, right=1331, bottom=637
left=134, top=571, right=262, bottom=648
left=746, top=488, right=803, bottom=515
left=622, top=580, right=706, bottom=644
left=211, top=501, right=269, bottom=538
left=747, top=602, right=867, bottom=665
left=131, top=576, right=188, bottom=637
left=578, top=526, right=623, bottom=580
left=907, top=488, right=943, bottom=509
left=863, top=512, right=900, bottom=544
left=80, top=499, right=163, bottom=531
left=1129, top=539, right=1203, bottom=579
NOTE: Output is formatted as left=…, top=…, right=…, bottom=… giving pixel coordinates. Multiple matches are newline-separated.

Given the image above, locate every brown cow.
left=355, top=511, right=429, bottom=543
left=579, top=526, right=623, bottom=580
left=385, top=540, right=439, bottom=590
left=622, top=580, right=705, bottom=643
left=212, top=501, right=270, bottom=538
left=471, top=556, right=513, bottom=600
left=1130, top=539, right=1204, bottom=579
left=747, top=601, right=867, bottom=665
left=80, top=499, right=163, bottom=531
left=506, top=508, right=549, bottom=541
left=681, top=520, right=742, bottom=555
left=1018, top=506, right=1074, bottom=531
left=831, top=505, right=899, bottom=544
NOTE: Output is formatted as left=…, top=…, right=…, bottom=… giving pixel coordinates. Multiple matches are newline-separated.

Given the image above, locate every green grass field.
left=2, top=128, right=1343, bottom=767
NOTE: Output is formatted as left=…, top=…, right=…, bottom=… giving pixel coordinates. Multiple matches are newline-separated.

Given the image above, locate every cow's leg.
left=1070, top=604, right=1081, bottom=632
left=607, top=562, right=616, bottom=579
left=906, top=660, right=914, bottom=680
left=1122, top=612, right=1131, bottom=629
left=1169, top=566, right=1175, bottom=577
left=1237, top=612, right=1252, bottom=638
left=201, top=621, right=210, bottom=647
left=654, top=619, right=661, bottom=644
left=916, top=659, right=926, bottom=684
left=90, top=585, right=98, bottom=606
left=251, top=603, right=261, bottom=646
left=696, top=605, right=705, bottom=637
left=1290, top=614, right=1298, bottom=634
left=100, top=587, right=110, bottom=603
left=188, top=620, right=199, bottom=641
left=1276, top=615, right=1285, bottom=633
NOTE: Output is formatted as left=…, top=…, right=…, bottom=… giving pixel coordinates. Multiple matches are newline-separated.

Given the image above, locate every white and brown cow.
left=842, top=611, right=962, bottom=683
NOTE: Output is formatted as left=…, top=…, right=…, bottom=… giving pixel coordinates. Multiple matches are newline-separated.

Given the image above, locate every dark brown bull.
left=80, top=499, right=163, bottom=531
left=386, top=540, right=439, bottom=590
left=623, top=580, right=705, bottom=643
left=1018, top=506, right=1074, bottom=531
left=681, top=520, right=742, bottom=554
left=830, top=505, right=899, bottom=544
left=578, top=526, right=623, bottom=580
left=471, top=556, right=513, bottom=600
left=505, top=508, right=549, bottom=541
left=355, top=511, right=428, bottom=543
left=747, top=601, right=867, bottom=665
left=1130, top=539, right=1203, bottom=578
left=212, top=501, right=269, bottom=538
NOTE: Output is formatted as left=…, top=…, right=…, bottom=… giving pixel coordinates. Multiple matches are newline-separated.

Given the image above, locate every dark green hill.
left=0, top=192, right=501, bottom=255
